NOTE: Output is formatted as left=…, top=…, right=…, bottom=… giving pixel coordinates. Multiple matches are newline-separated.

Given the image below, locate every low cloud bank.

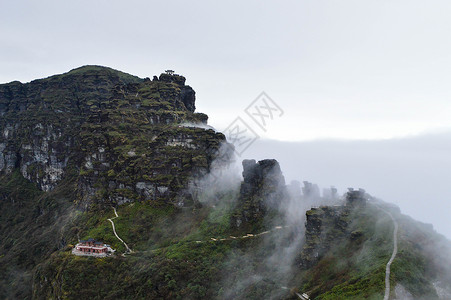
left=243, top=131, right=451, bottom=239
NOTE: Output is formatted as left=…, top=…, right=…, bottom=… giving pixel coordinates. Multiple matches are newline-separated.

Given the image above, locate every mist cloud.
left=243, top=131, right=451, bottom=239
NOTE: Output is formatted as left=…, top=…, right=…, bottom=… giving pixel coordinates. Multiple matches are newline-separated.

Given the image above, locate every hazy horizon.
left=240, top=132, right=451, bottom=239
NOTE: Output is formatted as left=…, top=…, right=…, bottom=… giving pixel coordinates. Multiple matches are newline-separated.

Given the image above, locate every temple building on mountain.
left=72, top=238, right=115, bottom=257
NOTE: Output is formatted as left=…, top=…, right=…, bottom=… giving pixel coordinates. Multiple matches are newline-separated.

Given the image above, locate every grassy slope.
left=2, top=169, right=450, bottom=299
left=32, top=186, right=303, bottom=299
left=295, top=201, right=451, bottom=300
left=32, top=194, right=237, bottom=299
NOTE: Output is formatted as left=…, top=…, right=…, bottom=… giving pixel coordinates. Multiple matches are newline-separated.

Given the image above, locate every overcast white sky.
left=1, top=1, right=450, bottom=237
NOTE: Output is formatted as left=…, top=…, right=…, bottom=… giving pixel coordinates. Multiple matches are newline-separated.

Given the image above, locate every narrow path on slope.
left=108, top=207, right=133, bottom=255
left=140, top=225, right=293, bottom=254
left=195, top=225, right=290, bottom=244
left=383, top=210, right=399, bottom=300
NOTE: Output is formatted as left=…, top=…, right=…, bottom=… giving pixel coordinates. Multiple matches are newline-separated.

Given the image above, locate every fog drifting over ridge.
left=241, top=131, right=451, bottom=239
left=1, top=0, right=450, bottom=238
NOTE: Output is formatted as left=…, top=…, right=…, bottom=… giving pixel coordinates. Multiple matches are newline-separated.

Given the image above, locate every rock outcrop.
left=231, top=159, right=286, bottom=228
left=346, top=188, right=367, bottom=207
left=158, top=73, right=196, bottom=112
left=299, top=189, right=368, bottom=268
left=300, top=205, right=349, bottom=268
left=302, top=181, right=320, bottom=199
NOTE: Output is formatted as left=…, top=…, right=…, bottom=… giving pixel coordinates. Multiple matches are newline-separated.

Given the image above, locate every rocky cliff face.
left=0, top=66, right=228, bottom=208
left=299, top=189, right=368, bottom=268
left=231, top=159, right=286, bottom=228
left=300, top=205, right=350, bottom=268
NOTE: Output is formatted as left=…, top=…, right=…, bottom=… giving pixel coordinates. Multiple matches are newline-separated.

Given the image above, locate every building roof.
left=78, top=246, right=107, bottom=249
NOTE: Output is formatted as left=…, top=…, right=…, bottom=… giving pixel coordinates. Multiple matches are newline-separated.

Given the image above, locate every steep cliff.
left=300, top=189, right=367, bottom=268
left=231, top=159, right=286, bottom=229
left=0, top=66, right=227, bottom=209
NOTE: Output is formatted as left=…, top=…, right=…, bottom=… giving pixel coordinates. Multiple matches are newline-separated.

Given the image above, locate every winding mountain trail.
left=140, top=225, right=293, bottom=255
left=108, top=207, right=133, bottom=255
left=194, top=225, right=290, bottom=244
left=383, top=210, right=399, bottom=300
